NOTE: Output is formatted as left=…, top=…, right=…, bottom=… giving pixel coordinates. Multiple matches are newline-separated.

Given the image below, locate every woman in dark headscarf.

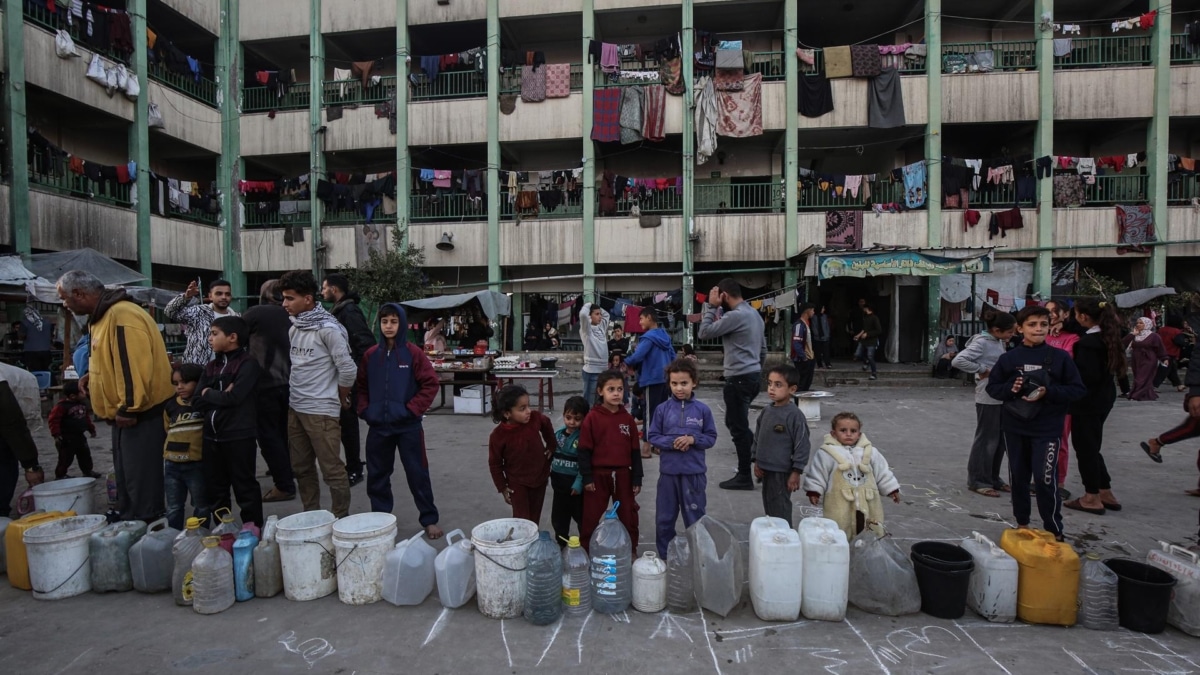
left=932, top=335, right=958, bottom=379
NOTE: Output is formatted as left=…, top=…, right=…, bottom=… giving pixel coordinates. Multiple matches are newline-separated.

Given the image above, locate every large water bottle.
left=172, top=517, right=209, bottom=606
left=1077, top=555, right=1119, bottom=631
left=561, top=535, right=592, bottom=616
left=232, top=530, right=258, bottom=602
left=191, top=536, right=235, bottom=615
left=666, top=534, right=696, bottom=613
left=589, top=502, right=632, bottom=614
left=524, top=531, right=563, bottom=625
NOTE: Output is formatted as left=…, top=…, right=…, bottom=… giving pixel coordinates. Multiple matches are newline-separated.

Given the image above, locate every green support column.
left=1033, top=0, right=1054, bottom=297
left=216, top=0, right=245, bottom=300
left=1146, top=0, right=1170, bottom=287
left=395, top=0, right=410, bottom=248
left=783, top=0, right=799, bottom=310
left=681, top=0, right=695, bottom=341
left=581, top=0, right=595, bottom=308
left=924, top=0, right=942, bottom=359
left=3, top=3, right=30, bottom=255
left=309, top=0, right=325, bottom=277
left=486, top=0, right=500, bottom=293
left=129, top=0, right=151, bottom=281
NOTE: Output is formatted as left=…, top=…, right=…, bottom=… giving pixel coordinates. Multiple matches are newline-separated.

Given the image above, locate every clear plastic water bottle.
left=191, top=536, right=235, bottom=615
left=589, top=502, right=632, bottom=614
left=1077, top=556, right=1119, bottom=630
left=666, top=534, right=696, bottom=613
left=561, top=535, right=592, bottom=616
left=524, top=531, right=563, bottom=625
left=172, top=517, right=209, bottom=606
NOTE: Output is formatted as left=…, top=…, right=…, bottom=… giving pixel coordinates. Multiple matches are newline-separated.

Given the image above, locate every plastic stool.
left=31, top=371, right=51, bottom=390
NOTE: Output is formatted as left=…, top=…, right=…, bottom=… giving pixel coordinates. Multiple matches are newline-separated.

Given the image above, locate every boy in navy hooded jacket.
left=357, top=303, right=443, bottom=539
left=647, top=358, right=717, bottom=558
left=624, top=307, right=676, bottom=457
left=986, top=306, right=1085, bottom=540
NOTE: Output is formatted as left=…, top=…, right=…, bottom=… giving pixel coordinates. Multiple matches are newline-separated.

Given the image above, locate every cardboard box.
left=454, top=395, right=491, bottom=414
left=460, top=384, right=485, bottom=399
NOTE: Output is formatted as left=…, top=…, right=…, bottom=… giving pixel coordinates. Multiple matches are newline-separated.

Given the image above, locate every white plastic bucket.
left=31, top=477, right=97, bottom=515
left=276, top=510, right=338, bottom=601
left=332, top=512, right=397, bottom=605
left=24, top=515, right=108, bottom=599
left=470, top=518, right=538, bottom=619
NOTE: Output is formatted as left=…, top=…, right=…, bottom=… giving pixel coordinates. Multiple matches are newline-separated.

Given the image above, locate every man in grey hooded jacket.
left=952, top=311, right=1017, bottom=496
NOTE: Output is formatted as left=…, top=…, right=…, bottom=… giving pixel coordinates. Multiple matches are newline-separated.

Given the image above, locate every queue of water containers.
left=2, top=504, right=1197, bottom=635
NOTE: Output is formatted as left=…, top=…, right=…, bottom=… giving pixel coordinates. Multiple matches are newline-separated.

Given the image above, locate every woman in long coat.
left=1124, top=317, right=1167, bottom=401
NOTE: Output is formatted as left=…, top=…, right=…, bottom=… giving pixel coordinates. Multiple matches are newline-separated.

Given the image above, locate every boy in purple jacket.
left=648, top=358, right=718, bottom=558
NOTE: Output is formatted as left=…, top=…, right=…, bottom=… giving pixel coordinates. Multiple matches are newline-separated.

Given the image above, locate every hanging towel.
left=1053, top=39, right=1072, bottom=57
left=695, top=77, right=719, bottom=164
left=824, top=46, right=853, bottom=78
left=351, top=61, right=377, bottom=89
left=601, top=43, right=620, bottom=74
left=868, top=68, right=906, bottom=129
left=1117, top=205, right=1157, bottom=253
left=619, top=86, right=644, bottom=144
left=660, top=57, right=684, bottom=95
left=433, top=170, right=452, bottom=188
left=591, top=88, right=623, bottom=142
left=642, top=84, right=667, bottom=142
left=714, top=48, right=744, bottom=69
left=499, top=94, right=518, bottom=114
left=716, top=73, right=763, bottom=138
left=544, top=63, right=571, bottom=98
left=799, top=73, right=834, bottom=118
left=902, top=161, right=927, bottom=208
left=825, top=210, right=864, bottom=250
left=333, top=67, right=353, bottom=97
left=521, top=64, right=546, bottom=102
left=850, top=44, right=882, bottom=77
left=420, top=56, right=440, bottom=81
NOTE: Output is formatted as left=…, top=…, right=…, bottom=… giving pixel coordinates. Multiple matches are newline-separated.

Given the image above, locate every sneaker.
left=719, top=474, right=754, bottom=491
left=861, top=365, right=868, bottom=372
left=262, top=487, right=297, bottom=502
left=869, top=375, right=877, bottom=380
left=348, top=471, right=365, bottom=487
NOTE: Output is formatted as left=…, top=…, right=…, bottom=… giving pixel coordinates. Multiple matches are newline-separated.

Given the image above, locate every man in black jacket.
left=243, top=279, right=296, bottom=502
left=322, top=273, right=376, bottom=486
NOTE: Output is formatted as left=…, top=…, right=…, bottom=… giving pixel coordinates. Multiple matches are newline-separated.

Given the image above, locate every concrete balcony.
left=28, top=192, right=137, bottom=261
left=595, top=217, right=683, bottom=264
left=500, top=94, right=583, bottom=142
left=410, top=222, right=488, bottom=267
left=797, top=75, right=927, bottom=130
left=940, top=209, right=1038, bottom=254
left=1170, top=65, right=1200, bottom=116
left=159, top=0, right=220, bottom=36
left=240, top=225, right=360, bottom=272
left=409, top=99, right=489, bottom=146
left=694, top=213, right=783, bottom=262
left=325, top=106, right=395, bottom=152
left=1054, top=67, right=1153, bottom=120
left=1166, top=207, right=1200, bottom=257
left=240, top=0, right=310, bottom=40
left=501, top=0, right=582, bottom=17
left=322, top=0, right=395, bottom=34
left=943, top=71, right=1038, bottom=123
left=596, top=0, right=680, bottom=8
left=240, top=111, right=310, bottom=157
left=148, top=82, right=221, bottom=153
left=150, top=216, right=224, bottom=270
left=24, top=24, right=133, bottom=121
left=501, top=219, right=584, bottom=267
left=409, top=0, right=485, bottom=26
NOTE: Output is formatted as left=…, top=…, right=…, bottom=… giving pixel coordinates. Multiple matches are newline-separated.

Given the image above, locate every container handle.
left=444, top=529, right=464, bottom=547
left=1164, top=542, right=1200, bottom=564
left=146, top=517, right=168, bottom=533
left=971, top=531, right=998, bottom=553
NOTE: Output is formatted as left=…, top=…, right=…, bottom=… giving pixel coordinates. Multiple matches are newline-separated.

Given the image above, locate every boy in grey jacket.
left=951, top=312, right=1017, bottom=496
left=277, top=270, right=359, bottom=517
left=579, top=301, right=610, bottom=405
left=752, top=364, right=810, bottom=527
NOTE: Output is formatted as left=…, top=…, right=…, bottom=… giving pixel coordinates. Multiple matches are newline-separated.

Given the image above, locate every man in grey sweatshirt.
left=951, top=312, right=1017, bottom=495
left=698, top=278, right=767, bottom=490
left=579, top=301, right=610, bottom=405
left=278, top=270, right=359, bottom=517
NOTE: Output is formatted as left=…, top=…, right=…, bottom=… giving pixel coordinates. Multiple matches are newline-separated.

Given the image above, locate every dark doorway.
left=897, top=283, right=927, bottom=363
left=814, top=278, right=887, bottom=361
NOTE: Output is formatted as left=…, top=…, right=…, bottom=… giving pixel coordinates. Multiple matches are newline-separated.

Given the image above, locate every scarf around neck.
left=292, top=304, right=345, bottom=336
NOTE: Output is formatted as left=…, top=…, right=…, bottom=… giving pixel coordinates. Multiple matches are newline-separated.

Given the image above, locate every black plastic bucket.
left=1104, top=558, right=1177, bottom=634
left=910, top=542, right=975, bottom=619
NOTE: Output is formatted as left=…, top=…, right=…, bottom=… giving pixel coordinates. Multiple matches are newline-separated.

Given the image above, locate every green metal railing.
left=748, top=52, right=785, bottom=81
left=800, top=48, right=926, bottom=76
left=605, top=189, right=683, bottom=216
left=1054, top=36, right=1152, bottom=68
left=27, top=158, right=132, bottom=207
left=167, top=206, right=219, bottom=225
left=967, top=183, right=1037, bottom=206
left=499, top=64, right=585, bottom=94
left=323, top=75, right=397, bottom=106
left=1083, top=174, right=1147, bottom=205
left=695, top=182, right=781, bottom=214
left=943, top=41, right=1036, bottom=73
left=149, top=63, right=218, bottom=108
left=243, top=82, right=311, bottom=113
left=244, top=208, right=309, bottom=229
left=601, top=68, right=662, bottom=87
left=1168, top=175, right=1200, bottom=204
left=22, top=2, right=128, bottom=64
left=1170, top=34, right=1200, bottom=64
left=410, top=193, right=489, bottom=222
left=410, top=70, right=486, bottom=101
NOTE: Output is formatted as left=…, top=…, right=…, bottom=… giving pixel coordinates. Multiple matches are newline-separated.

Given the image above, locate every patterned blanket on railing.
left=1116, top=204, right=1157, bottom=254
left=717, top=73, right=763, bottom=138
left=825, top=210, right=863, bottom=249
left=591, top=89, right=622, bottom=142
left=545, top=64, right=571, bottom=98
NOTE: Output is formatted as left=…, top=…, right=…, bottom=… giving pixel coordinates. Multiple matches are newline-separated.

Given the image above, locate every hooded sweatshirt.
left=87, top=289, right=174, bottom=419
left=623, top=326, right=674, bottom=387
left=646, top=395, right=717, bottom=475
left=332, top=294, right=377, bottom=365
left=288, top=304, right=358, bottom=417
left=952, top=330, right=1008, bottom=405
left=356, top=303, right=439, bottom=430
left=985, top=341, right=1086, bottom=437
left=578, top=403, right=644, bottom=486
left=579, top=303, right=611, bottom=374
left=194, top=347, right=260, bottom=441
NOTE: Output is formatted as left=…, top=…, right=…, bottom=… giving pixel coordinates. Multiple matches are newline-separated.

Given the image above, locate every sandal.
left=1064, top=499, right=1105, bottom=515
left=1101, top=502, right=1123, bottom=511
left=997, top=483, right=1012, bottom=493
left=972, top=487, right=1001, bottom=498
left=1140, top=441, right=1164, bottom=464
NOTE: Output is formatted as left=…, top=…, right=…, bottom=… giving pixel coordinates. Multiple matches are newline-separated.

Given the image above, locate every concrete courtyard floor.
left=3, top=375, right=1200, bottom=674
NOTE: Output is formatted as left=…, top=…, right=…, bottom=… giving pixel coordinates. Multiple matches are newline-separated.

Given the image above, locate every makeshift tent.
left=399, top=290, right=511, bottom=321
left=1115, top=286, right=1175, bottom=309
left=25, top=247, right=147, bottom=286
left=0, top=256, right=48, bottom=299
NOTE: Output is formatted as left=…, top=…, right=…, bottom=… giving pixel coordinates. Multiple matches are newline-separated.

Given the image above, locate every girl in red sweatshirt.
left=488, top=385, right=556, bottom=523
left=579, top=370, right=643, bottom=552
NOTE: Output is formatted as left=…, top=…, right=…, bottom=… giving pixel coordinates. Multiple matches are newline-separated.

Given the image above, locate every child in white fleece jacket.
left=803, top=412, right=900, bottom=541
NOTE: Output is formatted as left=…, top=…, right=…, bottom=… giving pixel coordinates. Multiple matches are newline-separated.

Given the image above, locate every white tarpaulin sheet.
left=939, top=260, right=1034, bottom=305
left=400, top=290, right=511, bottom=321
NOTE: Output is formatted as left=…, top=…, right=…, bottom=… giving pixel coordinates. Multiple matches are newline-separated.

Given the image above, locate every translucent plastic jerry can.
left=172, top=517, right=209, bottom=606
left=90, top=520, right=147, bottom=592
left=434, top=529, right=476, bottom=609
left=1146, top=542, right=1200, bottom=636
left=381, top=532, right=437, bottom=606
left=960, top=532, right=1018, bottom=623
left=1077, top=556, right=1119, bottom=631
left=688, top=516, right=744, bottom=618
left=590, top=503, right=632, bottom=615
left=749, top=517, right=802, bottom=621
left=191, top=537, right=235, bottom=615
left=129, top=518, right=179, bottom=593
left=798, top=517, right=849, bottom=622
left=631, top=551, right=667, bottom=614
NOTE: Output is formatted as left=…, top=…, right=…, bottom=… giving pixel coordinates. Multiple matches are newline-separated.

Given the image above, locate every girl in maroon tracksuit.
left=579, top=370, right=643, bottom=552
left=488, top=385, right=556, bottom=523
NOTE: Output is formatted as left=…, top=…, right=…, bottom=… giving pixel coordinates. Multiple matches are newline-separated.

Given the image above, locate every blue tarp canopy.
left=399, top=290, right=511, bottom=320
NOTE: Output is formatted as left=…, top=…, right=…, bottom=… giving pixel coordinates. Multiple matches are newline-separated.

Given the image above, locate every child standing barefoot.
left=579, top=370, right=643, bottom=553
left=550, top=396, right=590, bottom=544
left=803, top=412, right=900, bottom=541
left=488, top=385, right=556, bottom=523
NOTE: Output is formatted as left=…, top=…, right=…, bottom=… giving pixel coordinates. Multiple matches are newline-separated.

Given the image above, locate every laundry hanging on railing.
left=1112, top=11, right=1157, bottom=33
left=84, top=53, right=138, bottom=99
left=411, top=48, right=485, bottom=85
left=52, top=1, right=134, bottom=61
left=148, top=174, right=219, bottom=218
left=151, top=36, right=202, bottom=82
left=26, top=128, right=135, bottom=205
left=254, top=69, right=297, bottom=100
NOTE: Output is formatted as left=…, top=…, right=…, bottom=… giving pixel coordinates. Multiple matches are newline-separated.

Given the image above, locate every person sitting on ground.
left=932, top=336, right=958, bottom=379
left=803, top=412, right=899, bottom=541
left=545, top=323, right=560, bottom=350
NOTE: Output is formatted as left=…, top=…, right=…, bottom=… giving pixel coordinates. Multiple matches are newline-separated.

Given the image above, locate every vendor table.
left=493, top=370, right=558, bottom=412
left=428, top=368, right=498, bottom=416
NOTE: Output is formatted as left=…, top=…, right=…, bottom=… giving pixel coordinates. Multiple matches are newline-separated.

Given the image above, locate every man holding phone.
left=165, top=278, right=239, bottom=365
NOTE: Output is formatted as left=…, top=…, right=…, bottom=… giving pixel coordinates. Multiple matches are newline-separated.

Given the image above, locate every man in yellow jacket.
left=58, top=270, right=174, bottom=521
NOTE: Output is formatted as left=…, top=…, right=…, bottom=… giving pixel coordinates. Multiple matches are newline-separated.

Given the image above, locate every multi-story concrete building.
left=2, top=0, right=1198, bottom=359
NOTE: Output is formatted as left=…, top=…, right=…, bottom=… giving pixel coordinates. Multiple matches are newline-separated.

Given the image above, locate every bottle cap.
left=186, top=516, right=205, bottom=529
left=567, top=536, right=580, bottom=548
left=202, top=536, right=220, bottom=547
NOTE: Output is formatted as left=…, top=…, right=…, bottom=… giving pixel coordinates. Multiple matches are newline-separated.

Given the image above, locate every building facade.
left=3, top=0, right=1199, bottom=355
